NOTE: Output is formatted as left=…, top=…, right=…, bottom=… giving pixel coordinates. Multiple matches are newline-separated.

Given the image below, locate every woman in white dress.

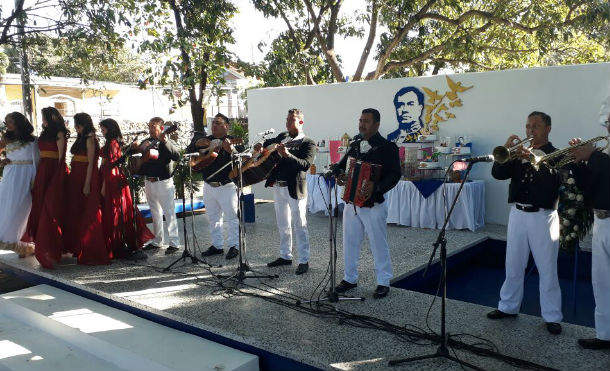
left=0, top=112, right=39, bottom=257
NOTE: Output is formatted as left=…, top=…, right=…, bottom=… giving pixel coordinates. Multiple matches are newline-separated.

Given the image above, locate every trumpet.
left=492, top=137, right=534, bottom=164
left=531, top=135, right=610, bottom=170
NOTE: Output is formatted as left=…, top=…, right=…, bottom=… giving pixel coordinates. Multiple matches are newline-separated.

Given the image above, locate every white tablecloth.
left=306, top=174, right=485, bottom=232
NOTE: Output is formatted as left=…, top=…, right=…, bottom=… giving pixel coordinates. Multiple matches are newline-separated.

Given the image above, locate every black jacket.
left=333, top=132, right=401, bottom=204
left=573, top=150, right=610, bottom=211
left=137, top=138, right=181, bottom=179
left=491, top=142, right=562, bottom=210
left=186, top=134, right=245, bottom=183
left=263, top=131, right=316, bottom=200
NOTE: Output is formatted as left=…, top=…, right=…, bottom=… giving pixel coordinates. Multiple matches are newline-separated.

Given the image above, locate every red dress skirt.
left=99, top=140, right=154, bottom=257
left=22, top=139, right=68, bottom=269
left=64, top=144, right=110, bottom=265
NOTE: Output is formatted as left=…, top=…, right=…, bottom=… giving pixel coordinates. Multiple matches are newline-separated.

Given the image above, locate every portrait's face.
left=74, top=123, right=83, bottom=135
left=525, top=115, right=551, bottom=147
left=42, top=115, right=48, bottom=128
left=286, top=112, right=302, bottom=135
left=395, top=91, right=423, bottom=127
left=211, top=116, right=229, bottom=138
left=5, top=115, right=16, bottom=131
left=359, top=113, right=379, bottom=140
left=100, top=126, right=108, bottom=136
left=148, top=121, right=162, bottom=138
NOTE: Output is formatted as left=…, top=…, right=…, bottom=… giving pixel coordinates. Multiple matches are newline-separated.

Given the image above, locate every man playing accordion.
left=332, top=108, right=401, bottom=298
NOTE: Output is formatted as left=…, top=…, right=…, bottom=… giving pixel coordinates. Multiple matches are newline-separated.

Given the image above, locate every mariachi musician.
left=253, top=108, right=316, bottom=275
left=332, top=108, right=401, bottom=299
left=132, top=117, right=181, bottom=254
left=188, top=113, right=244, bottom=260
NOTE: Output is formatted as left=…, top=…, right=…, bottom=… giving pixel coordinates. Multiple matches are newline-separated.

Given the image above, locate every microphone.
left=257, top=128, right=275, bottom=136
left=459, top=155, right=495, bottom=163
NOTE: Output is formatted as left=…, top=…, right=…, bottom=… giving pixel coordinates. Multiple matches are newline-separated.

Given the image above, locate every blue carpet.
left=393, top=239, right=595, bottom=327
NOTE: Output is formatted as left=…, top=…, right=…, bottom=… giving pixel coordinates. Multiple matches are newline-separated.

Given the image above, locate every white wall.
left=248, top=63, right=610, bottom=225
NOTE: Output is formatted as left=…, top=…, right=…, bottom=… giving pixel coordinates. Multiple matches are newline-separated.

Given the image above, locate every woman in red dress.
left=64, top=113, right=110, bottom=265
left=99, top=119, right=153, bottom=260
left=23, top=107, right=69, bottom=269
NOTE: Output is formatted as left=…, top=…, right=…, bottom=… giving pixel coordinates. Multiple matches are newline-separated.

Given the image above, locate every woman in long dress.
left=99, top=119, right=153, bottom=260
left=0, top=112, right=39, bottom=257
left=64, top=113, right=110, bottom=265
left=22, top=107, right=69, bottom=268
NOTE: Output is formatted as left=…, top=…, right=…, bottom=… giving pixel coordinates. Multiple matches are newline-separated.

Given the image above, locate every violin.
left=128, top=123, right=178, bottom=173
left=189, top=137, right=243, bottom=171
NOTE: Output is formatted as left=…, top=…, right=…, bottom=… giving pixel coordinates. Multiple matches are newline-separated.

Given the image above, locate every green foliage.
left=0, top=52, right=7, bottom=76
left=3, top=36, right=145, bottom=83
left=229, top=119, right=248, bottom=145
left=251, top=0, right=610, bottom=84
left=135, top=0, right=237, bottom=130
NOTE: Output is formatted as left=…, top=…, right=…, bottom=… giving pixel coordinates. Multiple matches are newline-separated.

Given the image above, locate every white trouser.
left=144, top=179, right=180, bottom=247
left=498, top=205, right=562, bottom=322
left=592, top=215, right=610, bottom=340
left=203, top=182, right=239, bottom=249
left=273, top=185, right=310, bottom=264
left=342, top=202, right=393, bottom=287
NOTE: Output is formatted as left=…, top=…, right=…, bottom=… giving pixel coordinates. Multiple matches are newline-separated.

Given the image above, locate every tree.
left=3, top=36, right=146, bottom=83
left=252, top=0, right=610, bottom=84
left=136, top=0, right=237, bottom=132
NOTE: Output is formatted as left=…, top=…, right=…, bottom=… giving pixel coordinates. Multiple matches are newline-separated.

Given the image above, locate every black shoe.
left=142, top=243, right=161, bottom=251
left=295, top=263, right=309, bottom=275
left=225, top=246, right=239, bottom=260
left=202, top=245, right=223, bottom=257
left=114, top=247, right=131, bottom=259
left=486, top=309, right=518, bottom=320
left=267, top=257, right=292, bottom=267
left=335, top=280, right=357, bottom=293
left=127, top=250, right=148, bottom=261
left=578, top=338, right=610, bottom=350
left=373, top=285, right=390, bottom=298
left=165, top=246, right=179, bottom=255
left=546, top=322, right=562, bottom=335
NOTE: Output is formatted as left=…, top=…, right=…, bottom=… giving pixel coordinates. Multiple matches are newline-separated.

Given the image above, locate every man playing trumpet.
left=569, top=113, right=610, bottom=350
left=488, top=111, right=564, bottom=335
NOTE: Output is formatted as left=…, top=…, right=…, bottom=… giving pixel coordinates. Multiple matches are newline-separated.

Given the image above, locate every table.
left=306, top=174, right=485, bottom=232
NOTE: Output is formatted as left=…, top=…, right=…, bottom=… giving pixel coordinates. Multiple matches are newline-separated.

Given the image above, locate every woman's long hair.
left=99, top=118, right=123, bottom=156
left=70, top=112, right=97, bottom=154
left=39, top=107, right=69, bottom=141
left=3, top=112, right=35, bottom=143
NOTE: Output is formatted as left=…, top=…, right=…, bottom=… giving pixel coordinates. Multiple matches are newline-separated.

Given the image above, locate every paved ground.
left=0, top=203, right=607, bottom=371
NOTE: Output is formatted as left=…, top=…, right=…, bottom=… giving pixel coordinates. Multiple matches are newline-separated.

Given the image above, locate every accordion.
left=341, top=157, right=382, bottom=207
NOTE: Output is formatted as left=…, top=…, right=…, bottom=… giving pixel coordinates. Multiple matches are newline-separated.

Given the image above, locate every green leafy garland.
left=558, top=173, right=593, bottom=253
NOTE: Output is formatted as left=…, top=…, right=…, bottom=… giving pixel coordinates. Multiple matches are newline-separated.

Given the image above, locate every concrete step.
left=1, top=285, right=258, bottom=371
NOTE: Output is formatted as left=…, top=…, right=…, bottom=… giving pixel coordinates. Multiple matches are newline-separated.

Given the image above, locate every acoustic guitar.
left=128, top=123, right=178, bottom=174
left=229, top=139, right=303, bottom=186
left=189, top=137, right=243, bottom=171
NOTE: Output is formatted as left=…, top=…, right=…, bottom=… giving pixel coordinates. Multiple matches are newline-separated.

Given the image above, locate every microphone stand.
left=164, top=155, right=211, bottom=271
left=221, top=150, right=277, bottom=282
left=388, top=162, right=484, bottom=370
left=297, top=173, right=364, bottom=307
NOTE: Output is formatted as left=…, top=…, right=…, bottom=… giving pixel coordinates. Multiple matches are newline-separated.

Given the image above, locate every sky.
left=228, top=0, right=381, bottom=78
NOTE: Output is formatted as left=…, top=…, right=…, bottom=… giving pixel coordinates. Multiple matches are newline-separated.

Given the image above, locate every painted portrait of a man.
left=387, top=86, right=425, bottom=143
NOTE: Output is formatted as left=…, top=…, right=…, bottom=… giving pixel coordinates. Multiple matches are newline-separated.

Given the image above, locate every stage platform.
left=0, top=203, right=607, bottom=371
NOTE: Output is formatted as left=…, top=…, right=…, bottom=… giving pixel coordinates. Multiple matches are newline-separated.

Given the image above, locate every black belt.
left=206, top=180, right=232, bottom=187
left=146, top=176, right=170, bottom=182
left=516, top=204, right=539, bottom=212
